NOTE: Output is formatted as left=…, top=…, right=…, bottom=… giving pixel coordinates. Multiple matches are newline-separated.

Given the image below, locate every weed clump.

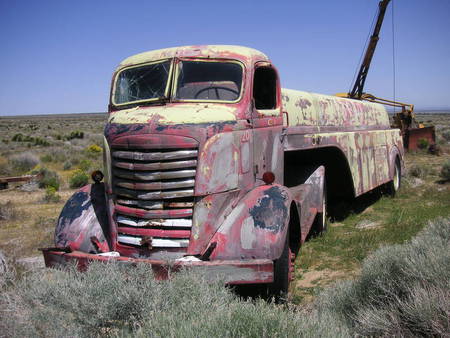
left=440, top=160, right=450, bottom=181
left=417, top=138, right=429, bottom=150
left=69, top=169, right=89, bottom=188
left=9, top=152, right=39, bottom=173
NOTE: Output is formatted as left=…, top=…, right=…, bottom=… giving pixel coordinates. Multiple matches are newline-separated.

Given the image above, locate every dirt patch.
left=356, top=220, right=381, bottom=229
left=296, top=269, right=349, bottom=288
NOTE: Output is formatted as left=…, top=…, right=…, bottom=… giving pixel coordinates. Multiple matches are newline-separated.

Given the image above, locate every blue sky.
left=1, top=0, right=449, bottom=115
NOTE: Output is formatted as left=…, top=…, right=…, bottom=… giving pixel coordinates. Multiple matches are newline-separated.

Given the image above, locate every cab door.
left=251, top=62, right=284, bottom=184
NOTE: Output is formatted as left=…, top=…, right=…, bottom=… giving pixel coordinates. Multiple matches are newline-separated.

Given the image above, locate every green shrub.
left=9, top=152, right=39, bottom=173
left=318, top=218, right=450, bottom=336
left=78, top=159, right=92, bottom=172
left=11, top=133, right=24, bottom=142
left=63, top=161, right=72, bottom=170
left=440, top=160, right=450, bottom=181
left=417, top=138, right=429, bottom=150
left=69, top=169, right=89, bottom=188
left=43, top=186, right=61, bottom=203
left=66, top=130, right=84, bottom=140
left=33, top=137, right=50, bottom=147
left=40, top=153, right=53, bottom=163
left=31, top=166, right=60, bottom=190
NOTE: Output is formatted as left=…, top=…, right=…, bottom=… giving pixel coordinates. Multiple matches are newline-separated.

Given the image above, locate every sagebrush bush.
left=63, top=161, right=72, bottom=170
left=43, top=186, right=61, bottom=203
left=0, top=201, right=16, bottom=221
left=40, top=153, right=53, bottom=163
left=66, top=130, right=84, bottom=140
left=69, top=169, right=89, bottom=188
left=440, top=160, right=450, bottom=180
left=78, top=159, right=92, bottom=172
left=0, top=263, right=348, bottom=338
left=441, top=129, right=450, bottom=142
left=9, top=152, right=39, bottom=173
left=31, top=166, right=60, bottom=190
left=318, top=217, right=450, bottom=336
left=408, top=164, right=428, bottom=178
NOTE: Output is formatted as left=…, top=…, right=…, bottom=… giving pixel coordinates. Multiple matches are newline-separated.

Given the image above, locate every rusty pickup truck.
left=42, top=45, right=404, bottom=298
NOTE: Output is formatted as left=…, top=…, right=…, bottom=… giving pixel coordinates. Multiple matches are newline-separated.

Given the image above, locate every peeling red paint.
left=43, top=45, right=403, bottom=291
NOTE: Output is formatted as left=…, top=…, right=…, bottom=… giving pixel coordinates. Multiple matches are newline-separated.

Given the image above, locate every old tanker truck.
left=42, top=45, right=404, bottom=297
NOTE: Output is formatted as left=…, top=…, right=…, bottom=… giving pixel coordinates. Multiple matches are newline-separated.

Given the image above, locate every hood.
left=108, top=103, right=237, bottom=126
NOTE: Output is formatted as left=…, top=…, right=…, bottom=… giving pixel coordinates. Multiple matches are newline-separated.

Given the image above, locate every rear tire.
left=386, top=159, right=401, bottom=196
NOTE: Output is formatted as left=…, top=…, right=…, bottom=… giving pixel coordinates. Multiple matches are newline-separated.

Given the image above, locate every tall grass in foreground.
left=318, top=217, right=450, bottom=336
left=1, top=218, right=449, bottom=337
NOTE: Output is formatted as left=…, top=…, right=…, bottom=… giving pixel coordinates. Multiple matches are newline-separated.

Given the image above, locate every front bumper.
left=41, top=249, right=273, bottom=285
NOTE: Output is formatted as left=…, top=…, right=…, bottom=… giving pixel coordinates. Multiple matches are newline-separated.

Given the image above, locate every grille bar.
left=114, top=169, right=196, bottom=181
left=114, top=159, right=197, bottom=171
left=118, top=235, right=189, bottom=248
left=115, top=178, right=195, bottom=191
left=111, top=140, right=198, bottom=251
left=117, top=215, right=193, bottom=228
left=115, top=204, right=192, bottom=219
left=113, top=150, right=198, bottom=161
left=118, top=227, right=191, bottom=238
left=115, top=187, right=194, bottom=200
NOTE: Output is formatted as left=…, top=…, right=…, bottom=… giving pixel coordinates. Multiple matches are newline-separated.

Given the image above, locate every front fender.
left=208, top=184, right=292, bottom=261
left=55, top=183, right=110, bottom=253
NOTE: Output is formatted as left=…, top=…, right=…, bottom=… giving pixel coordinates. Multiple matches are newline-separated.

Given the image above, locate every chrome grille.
left=111, top=144, right=197, bottom=250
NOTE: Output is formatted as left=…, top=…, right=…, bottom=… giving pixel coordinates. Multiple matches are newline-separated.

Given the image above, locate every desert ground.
left=0, top=111, right=449, bottom=304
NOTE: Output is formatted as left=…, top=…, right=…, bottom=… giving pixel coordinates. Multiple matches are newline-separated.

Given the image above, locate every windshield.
left=113, top=60, right=171, bottom=105
left=174, top=61, right=243, bottom=102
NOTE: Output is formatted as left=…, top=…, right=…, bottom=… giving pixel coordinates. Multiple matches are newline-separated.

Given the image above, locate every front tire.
left=268, top=233, right=291, bottom=303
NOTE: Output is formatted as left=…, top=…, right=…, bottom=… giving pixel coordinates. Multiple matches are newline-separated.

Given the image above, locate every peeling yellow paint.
left=118, top=45, right=268, bottom=70
left=109, top=104, right=237, bottom=125
left=282, top=88, right=388, bottom=128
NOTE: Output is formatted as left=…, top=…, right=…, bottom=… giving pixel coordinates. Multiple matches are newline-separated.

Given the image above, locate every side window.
left=253, top=67, right=277, bottom=110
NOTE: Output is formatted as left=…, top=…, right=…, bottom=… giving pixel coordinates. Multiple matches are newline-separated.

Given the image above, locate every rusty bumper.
left=41, top=249, right=273, bottom=285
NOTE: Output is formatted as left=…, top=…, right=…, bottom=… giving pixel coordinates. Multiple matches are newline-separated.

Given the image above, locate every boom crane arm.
left=349, top=0, right=390, bottom=99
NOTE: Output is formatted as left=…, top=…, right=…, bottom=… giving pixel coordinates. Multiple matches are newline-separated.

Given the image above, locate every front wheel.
left=267, top=233, right=292, bottom=303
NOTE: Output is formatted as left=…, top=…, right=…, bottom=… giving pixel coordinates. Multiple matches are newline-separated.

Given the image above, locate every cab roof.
left=117, top=45, right=270, bottom=70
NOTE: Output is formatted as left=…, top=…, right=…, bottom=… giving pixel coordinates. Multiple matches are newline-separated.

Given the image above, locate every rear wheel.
left=386, top=159, right=401, bottom=196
